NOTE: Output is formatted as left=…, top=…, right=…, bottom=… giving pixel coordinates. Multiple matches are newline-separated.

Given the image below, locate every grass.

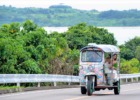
left=0, top=86, right=23, bottom=90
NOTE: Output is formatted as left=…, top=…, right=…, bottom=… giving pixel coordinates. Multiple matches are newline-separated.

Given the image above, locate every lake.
left=43, top=27, right=140, bottom=45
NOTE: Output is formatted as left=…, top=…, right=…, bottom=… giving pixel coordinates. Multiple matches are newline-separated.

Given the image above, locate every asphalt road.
left=0, top=83, right=140, bottom=100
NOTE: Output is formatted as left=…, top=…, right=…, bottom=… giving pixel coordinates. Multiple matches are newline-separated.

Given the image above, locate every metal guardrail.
left=0, top=74, right=140, bottom=87
left=0, top=74, right=79, bottom=87
left=120, top=73, right=140, bottom=83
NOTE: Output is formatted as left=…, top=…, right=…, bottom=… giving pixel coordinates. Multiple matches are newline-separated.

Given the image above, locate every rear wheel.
left=87, top=80, right=94, bottom=96
left=81, top=86, right=87, bottom=94
left=114, top=80, right=120, bottom=95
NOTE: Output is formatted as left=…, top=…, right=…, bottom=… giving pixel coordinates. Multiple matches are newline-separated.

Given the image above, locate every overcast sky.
left=0, top=0, right=140, bottom=11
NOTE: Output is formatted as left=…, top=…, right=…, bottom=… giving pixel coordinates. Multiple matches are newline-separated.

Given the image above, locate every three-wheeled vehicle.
left=79, top=43, right=120, bottom=96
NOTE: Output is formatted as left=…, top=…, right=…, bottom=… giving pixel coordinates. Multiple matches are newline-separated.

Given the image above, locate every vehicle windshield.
left=81, top=50, right=103, bottom=62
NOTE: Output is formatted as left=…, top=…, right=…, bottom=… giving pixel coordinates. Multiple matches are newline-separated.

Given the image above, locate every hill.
left=0, top=5, right=140, bottom=26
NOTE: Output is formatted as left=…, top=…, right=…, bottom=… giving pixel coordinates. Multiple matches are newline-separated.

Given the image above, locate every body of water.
left=43, top=27, right=140, bottom=45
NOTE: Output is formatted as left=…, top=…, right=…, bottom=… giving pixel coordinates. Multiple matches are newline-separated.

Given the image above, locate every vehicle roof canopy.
left=80, top=43, right=120, bottom=53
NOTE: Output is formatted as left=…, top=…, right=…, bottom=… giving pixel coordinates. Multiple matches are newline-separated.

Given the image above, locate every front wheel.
left=114, top=80, right=120, bottom=95
left=87, top=80, right=94, bottom=96
left=81, top=86, right=87, bottom=94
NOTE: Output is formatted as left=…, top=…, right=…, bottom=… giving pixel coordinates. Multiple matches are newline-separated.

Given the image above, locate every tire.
left=114, top=80, right=120, bottom=95
left=81, top=86, right=87, bottom=94
left=87, top=80, right=94, bottom=96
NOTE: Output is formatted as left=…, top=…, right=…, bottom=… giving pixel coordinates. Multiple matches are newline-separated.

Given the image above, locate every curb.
left=0, top=85, right=79, bottom=94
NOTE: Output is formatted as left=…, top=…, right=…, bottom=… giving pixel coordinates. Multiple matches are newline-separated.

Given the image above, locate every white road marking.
left=64, top=96, right=89, bottom=100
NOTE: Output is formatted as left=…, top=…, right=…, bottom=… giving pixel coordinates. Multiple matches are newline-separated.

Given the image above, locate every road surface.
left=0, top=83, right=140, bottom=100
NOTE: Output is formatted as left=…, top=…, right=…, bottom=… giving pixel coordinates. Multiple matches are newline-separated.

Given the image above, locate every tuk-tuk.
left=79, top=43, right=120, bottom=96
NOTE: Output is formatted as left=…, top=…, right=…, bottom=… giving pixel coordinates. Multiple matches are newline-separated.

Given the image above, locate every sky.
left=0, top=0, right=140, bottom=11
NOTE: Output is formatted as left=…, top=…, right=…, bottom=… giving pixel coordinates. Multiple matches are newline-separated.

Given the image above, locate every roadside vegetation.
left=0, top=86, right=21, bottom=90
left=0, top=20, right=140, bottom=75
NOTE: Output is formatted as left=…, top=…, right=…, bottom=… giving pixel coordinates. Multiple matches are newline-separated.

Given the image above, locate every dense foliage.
left=119, top=37, right=140, bottom=73
left=120, top=58, right=140, bottom=74
left=120, top=37, right=140, bottom=60
left=1, top=5, right=140, bottom=26
left=0, top=20, right=118, bottom=74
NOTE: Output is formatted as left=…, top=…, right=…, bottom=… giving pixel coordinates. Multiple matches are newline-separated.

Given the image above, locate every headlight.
left=79, top=65, right=83, bottom=70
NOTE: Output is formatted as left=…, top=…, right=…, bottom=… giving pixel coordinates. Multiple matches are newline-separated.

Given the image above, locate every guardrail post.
left=68, top=82, right=71, bottom=85
left=54, top=82, right=57, bottom=86
left=126, top=78, right=128, bottom=83
left=131, top=78, right=134, bottom=82
left=136, top=77, right=139, bottom=82
left=17, top=82, right=20, bottom=87
left=38, top=82, right=40, bottom=87
left=120, top=79, right=122, bottom=84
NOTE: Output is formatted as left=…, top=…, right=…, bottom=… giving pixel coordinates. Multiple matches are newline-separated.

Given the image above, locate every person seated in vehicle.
left=104, top=54, right=112, bottom=73
left=104, top=54, right=112, bottom=84
left=110, top=54, right=118, bottom=82
left=104, top=54, right=118, bottom=85
left=105, top=54, right=118, bottom=70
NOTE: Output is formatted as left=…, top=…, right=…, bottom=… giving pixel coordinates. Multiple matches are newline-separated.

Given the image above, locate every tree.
left=22, top=20, right=37, bottom=33
left=120, top=37, right=140, bottom=60
left=65, top=23, right=117, bottom=49
left=0, top=21, right=43, bottom=74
